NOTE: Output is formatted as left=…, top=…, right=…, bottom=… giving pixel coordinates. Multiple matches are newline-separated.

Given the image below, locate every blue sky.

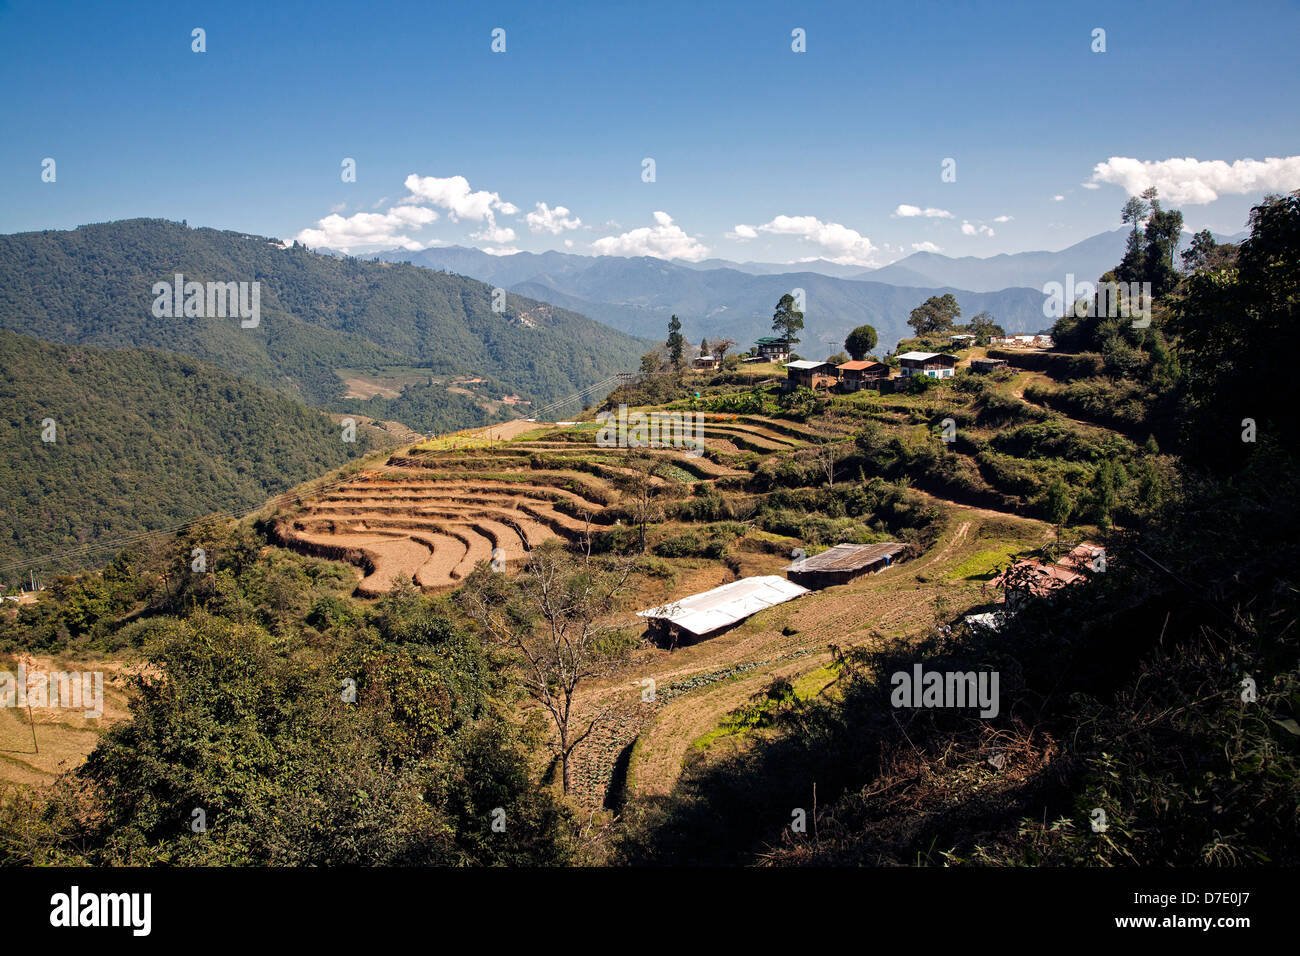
left=2, top=0, right=1297, bottom=266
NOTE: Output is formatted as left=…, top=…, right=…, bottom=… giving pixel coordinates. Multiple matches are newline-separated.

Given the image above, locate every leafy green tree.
left=1043, top=477, right=1073, bottom=540
left=1142, top=191, right=1184, bottom=298
left=907, top=294, right=961, bottom=336
left=25, top=610, right=572, bottom=865
left=1180, top=228, right=1238, bottom=273
left=772, top=294, right=804, bottom=350
left=1090, top=460, right=1119, bottom=530
left=844, top=324, right=878, bottom=360
left=1117, top=194, right=1150, bottom=285
left=1172, top=190, right=1299, bottom=468
left=667, top=315, right=685, bottom=372
left=968, top=311, right=1004, bottom=345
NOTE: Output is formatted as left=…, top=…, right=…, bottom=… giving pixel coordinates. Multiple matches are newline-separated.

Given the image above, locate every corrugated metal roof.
left=990, top=559, right=1084, bottom=596
left=637, top=575, right=810, bottom=636
left=784, top=542, right=907, bottom=573
left=837, top=360, right=887, bottom=372
left=784, top=360, right=830, bottom=370
left=896, top=351, right=957, bottom=362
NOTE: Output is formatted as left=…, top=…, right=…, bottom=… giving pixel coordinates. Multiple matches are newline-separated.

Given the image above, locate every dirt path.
left=918, top=520, right=970, bottom=571
left=551, top=491, right=1056, bottom=808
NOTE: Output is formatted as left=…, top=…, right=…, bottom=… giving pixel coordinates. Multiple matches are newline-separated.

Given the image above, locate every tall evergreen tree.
left=666, top=314, right=685, bottom=372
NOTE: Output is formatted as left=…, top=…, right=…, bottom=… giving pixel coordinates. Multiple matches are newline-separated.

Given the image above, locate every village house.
left=784, top=542, right=908, bottom=588
left=754, top=336, right=792, bottom=363
left=971, top=357, right=1008, bottom=373
left=692, top=352, right=720, bottom=371
left=896, top=351, right=958, bottom=379
left=989, top=542, right=1104, bottom=612
left=836, top=359, right=890, bottom=392
left=992, top=333, right=1054, bottom=349
left=950, top=333, right=975, bottom=347
left=637, top=575, right=809, bottom=645
left=783, top=359, right=838, bottom=390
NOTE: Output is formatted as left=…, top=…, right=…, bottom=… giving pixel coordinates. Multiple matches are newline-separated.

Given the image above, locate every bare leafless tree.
left=460, top=543, right=639, bottom=794
left=810, top=407, right=851, bottom=488
left=624, top=451, right=665, bottom=554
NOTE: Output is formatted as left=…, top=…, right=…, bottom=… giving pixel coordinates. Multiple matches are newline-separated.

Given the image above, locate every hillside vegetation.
left=0, top=332, right=381, bottom=576
left=0, top=218, right=647, bottom=429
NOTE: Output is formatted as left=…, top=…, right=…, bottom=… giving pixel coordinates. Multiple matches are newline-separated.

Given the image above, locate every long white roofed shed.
left=637, top=575, right=810, bottom=639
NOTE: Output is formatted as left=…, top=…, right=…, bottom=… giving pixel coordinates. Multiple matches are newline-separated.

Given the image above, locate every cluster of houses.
left=696, top=331, right=1049, bottom=384
left=782, top=351, right=962, bottom=392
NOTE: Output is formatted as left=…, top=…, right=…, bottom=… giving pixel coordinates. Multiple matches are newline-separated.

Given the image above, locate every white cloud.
left=294, top=205, right=439, bottom=252
left=591, top=211, right=710, bottom=261
left=403, top=174, right=513, bottom=222
left=730, top=214, right=879, bottom=266
left=471, top=222, right=517, bottom=243
left=1089, top=155, right=1300, bottom=205
left=893, top=204, right=954, bottom=219
left=728, top=224, right=759, bottom=240
left=525, top=202, right=582, bottom=234
left=961, top=220, right=994, bottom=237
left=482, top=247, right=521, bottom=256
left=1080, top=183, right=1101, bottom=190
left=992, top=215, right=1013, bottom=223
left=1052, top=195, right=1065, bottom=202
left=911, top=241, right=943, bottom=253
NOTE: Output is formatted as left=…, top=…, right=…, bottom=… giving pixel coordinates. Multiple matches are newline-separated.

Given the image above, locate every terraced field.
left=274, top=414, right=800, bottom=594
left=273, top=386, right=1085, bottom=810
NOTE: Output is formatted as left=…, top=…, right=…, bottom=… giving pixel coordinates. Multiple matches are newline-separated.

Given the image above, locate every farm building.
left=754, top=336, right=792, bottom=363
left=637, top=575, right=810, bottom=644
left=1056, top=541, right=1106, bottom=573
left=971, top=357, right=1008, bottom=373
left=692, top=354, right=720, bottom=370
left=784, top=542, right=908, bottom=588
left=992, top=333, right=1054, bottom=349
left=984, top=542, right=1105, bottom=614
left=836, top=359, right=890, bottom=391
left=990, top=558, right=1085, bottom=610
left=896, top=351, right=958, bottom=378
left=950, top=333, right=975, bottom=346
left=783, top=359, right=838, bottom=390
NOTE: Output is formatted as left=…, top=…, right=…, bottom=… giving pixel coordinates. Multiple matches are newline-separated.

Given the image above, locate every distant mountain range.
left=359, top=227, right=1247, bottom=355
left=857, top=228, right=1249, bottom=292
left=369, top=247, right=1045, bottom=355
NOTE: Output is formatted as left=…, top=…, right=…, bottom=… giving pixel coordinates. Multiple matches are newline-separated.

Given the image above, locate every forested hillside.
left=0, top=219, right=647, bottom=429
left=0, top=332, right=381, bottom=577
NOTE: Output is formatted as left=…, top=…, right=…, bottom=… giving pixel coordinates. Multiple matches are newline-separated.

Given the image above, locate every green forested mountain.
left=0, top=332, right=381, bottom=577
left=0, top=219, right=646, bottom=426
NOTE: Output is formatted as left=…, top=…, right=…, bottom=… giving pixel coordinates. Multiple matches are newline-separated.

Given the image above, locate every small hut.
left=784, top=542, right=908, bottom=588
